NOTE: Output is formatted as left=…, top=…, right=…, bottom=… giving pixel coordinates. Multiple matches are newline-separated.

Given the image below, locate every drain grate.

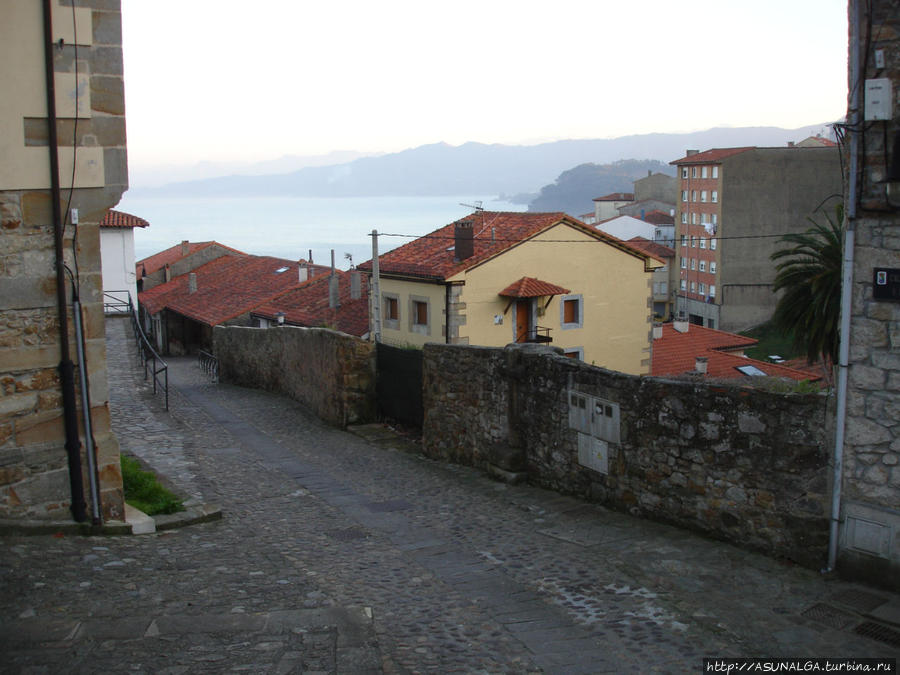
left=854, top=621, right=900, bottom=648
left=326, top=527, right=369, bottom=542
left=831, top=588, right=889, bottom=613
left=801, top=603, right=857, bottom=629
left=366, top=499, right=412, bottom=513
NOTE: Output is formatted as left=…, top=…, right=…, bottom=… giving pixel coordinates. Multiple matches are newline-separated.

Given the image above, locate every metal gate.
left=376, top=343, right=423, bottom=429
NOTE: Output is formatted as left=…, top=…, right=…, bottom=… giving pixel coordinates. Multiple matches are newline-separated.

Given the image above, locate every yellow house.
left=363, top=211, right=663, bottom=375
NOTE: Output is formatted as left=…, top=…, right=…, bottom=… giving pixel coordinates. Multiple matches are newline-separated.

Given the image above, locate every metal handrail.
left=103, top=290, right=131, bottom=315
left=198, top=350, right=218, bottom=383
left=126, top=295, right=169, bottom=410
left=516, top=326, right=553, bottom=344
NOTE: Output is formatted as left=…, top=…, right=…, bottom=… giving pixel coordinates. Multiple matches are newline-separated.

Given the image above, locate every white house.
left=594, top=214, right=674, bottom=246
left=99, top=209, right=148, bottom=311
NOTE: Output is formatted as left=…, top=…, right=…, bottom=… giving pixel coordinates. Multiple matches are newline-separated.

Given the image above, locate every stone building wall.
left=214, top=326, right=376, bottom=428
left=838, top=0, right=900, bottom=587
left=423, top=343, right=832, bottom=568
left=0, top=1, right=127, bottom=522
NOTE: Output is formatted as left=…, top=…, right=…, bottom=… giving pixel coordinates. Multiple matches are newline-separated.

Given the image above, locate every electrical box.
left=873, top=268, right=900, bottom=302
left=568, top=391, right=621, bottom=475
left=864, top=78, right=892, bottom=121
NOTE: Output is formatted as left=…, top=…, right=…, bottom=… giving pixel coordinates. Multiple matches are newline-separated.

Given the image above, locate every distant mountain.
left=134, top=124, right=834, bottom=199
left=528, top=159, right=675, bottom=215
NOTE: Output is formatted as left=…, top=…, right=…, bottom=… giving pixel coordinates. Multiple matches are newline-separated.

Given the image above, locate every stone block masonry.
left=423, top=343, right=832, bottom=568
left=214, top=326, right=376, bottom=429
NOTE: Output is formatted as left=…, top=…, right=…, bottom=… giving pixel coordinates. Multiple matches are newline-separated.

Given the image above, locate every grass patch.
left=739, top=321, right=803, bottom=362
left=121, top=455, right=184, bottom=516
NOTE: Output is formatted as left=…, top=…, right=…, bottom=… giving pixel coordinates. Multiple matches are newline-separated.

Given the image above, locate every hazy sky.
left=121, top=0, right=848, bottom=168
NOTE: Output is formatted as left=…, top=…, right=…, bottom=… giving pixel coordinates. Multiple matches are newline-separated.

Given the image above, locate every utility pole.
left=371, top=230, right=382, bottom=343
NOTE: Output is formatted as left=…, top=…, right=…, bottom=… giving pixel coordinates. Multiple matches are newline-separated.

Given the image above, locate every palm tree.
left=770, top=203, right=843, bottom=365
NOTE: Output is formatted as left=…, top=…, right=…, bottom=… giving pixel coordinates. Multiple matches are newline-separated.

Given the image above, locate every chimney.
left=652, top=323, right=663, bottom=340
left=673, top=318, right=689, bottom=333
left=308, top=249, right=313, bottom=264
left=188, top=272, right=197, bottom=294
left=787, top=141, right=795, bottom=147
left=686, top=149, right=699, bottom=156
left=181, top=240, right=189, bottom=256
left=350, top=269, right=361, bottom=300
left=647, top=170, right=652, bottom=177
left=299, top=261, right=308, bottom=283
left=454, top=220, right=474, bottom=261
left=164, top=264, right=171, bottom=283
left=695, top=356, right=708, bottom=374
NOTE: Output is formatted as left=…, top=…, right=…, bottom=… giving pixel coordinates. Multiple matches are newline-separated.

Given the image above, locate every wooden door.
left=515, top=300, right=529, bottom=342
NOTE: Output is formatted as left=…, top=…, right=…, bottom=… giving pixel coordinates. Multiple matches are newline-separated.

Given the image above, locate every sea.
left=117, top=193, right=526, bottom=269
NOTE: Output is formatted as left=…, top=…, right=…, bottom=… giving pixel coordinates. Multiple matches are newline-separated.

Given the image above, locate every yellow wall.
left=378, top=277, right=447, bottom=348
left=449, top=224, right=654, bottom=374
left=0, top=1, right=103, bottom=190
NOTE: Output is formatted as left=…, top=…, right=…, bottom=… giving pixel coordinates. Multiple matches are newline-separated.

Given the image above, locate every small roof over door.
left=499, top=276, right=571, bottom=298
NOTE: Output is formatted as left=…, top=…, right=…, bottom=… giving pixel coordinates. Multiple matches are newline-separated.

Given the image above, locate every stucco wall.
left=0, top=0, right=127, bottom=522
left=100, top=227, right=137, bottom=304
left=423, top=343, right=832, bottom=568
left=376, top=277, right=447, bottom=349
left=214, top=326, right=375, bottom=428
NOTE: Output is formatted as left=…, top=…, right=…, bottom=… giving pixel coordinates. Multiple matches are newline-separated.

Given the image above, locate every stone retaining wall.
left=213, top=326, right=375, bottom=428
left=423, top=343, right=832, bottom=568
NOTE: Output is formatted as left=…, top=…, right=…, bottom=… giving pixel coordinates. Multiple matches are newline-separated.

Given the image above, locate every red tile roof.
left=642, top=209, right=675, bottom=225
left=499, top=277, right=570, bottom=298
left=137, top=241, right=248, bottom=277
left=358, top=211, right=659, bottom=281
left=593, top=192, right=634, bottom=202
left=100, top=209, right=149, bottom=229
left=670, top=147, right=754, bottom=165
left=651, top=322, right=820, bottom=382
left=253, top=270, right=370, bottom=337
left=139, top=255, right=310, bottom=326
left=627, top=237, right=674, bottom=260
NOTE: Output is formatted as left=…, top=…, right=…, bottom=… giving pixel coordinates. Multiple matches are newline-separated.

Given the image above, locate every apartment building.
left=670, top=144, right=841, bottom=332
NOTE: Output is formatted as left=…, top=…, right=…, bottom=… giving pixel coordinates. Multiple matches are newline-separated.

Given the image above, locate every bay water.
left=117, top=193, right=525, bottom=268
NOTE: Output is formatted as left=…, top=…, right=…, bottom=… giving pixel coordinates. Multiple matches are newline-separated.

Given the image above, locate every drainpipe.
left=826, top=0, right=861, bottom=573
left=43, top=0, right=87, bottom=522
left=74, top=301, right=102, bottom=524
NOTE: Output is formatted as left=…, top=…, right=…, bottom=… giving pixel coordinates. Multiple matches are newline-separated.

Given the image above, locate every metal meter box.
left=568, top=391, right=621, bottom=475
left=864, top=78, right=893, bottom=121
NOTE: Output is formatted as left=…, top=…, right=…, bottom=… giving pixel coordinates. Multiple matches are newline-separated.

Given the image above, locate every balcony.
left=517, top=326, right=553, bottom=344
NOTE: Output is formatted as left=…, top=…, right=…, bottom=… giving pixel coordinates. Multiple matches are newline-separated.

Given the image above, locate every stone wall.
left=0, top=1, right=127, bottom=522
left=838, top=0, right=900, bottom=588
left=214, top=326, right=375, bottom=428
left=423, top=343, right=832, bottom=568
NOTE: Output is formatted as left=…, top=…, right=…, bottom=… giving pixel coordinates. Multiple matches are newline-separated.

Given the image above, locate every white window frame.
left=690, top=258, right=696, bottom=271
left=699, top=260, right=706, bottom=272
left=560, top=294, right=584, bottom=330
left=681, top=212, right=687, bottom=224
left=700, top=238, right=707, bottom=249
left=680, top=256, right=687, bottom=269
left=700, top=190, right=707, bottom=203
left=712, top=166, right=719, bottom=179
left=711, top=190, right=718, bottom=203
left=690, top=281, right=697, bottom=293
left=681, top=190, right=688, bottom=202
left=681, top=167, right=688, bottom=178
left=681, top=234, right=687, bottom=247
left=709, top=284, right=716, bottom=297
left=710, top=238, right=717, bottom=250
left=691, top=190, right=697, bottom=202
left=699, top=282, right=706, bottom=294
left=701, top=166, right=708, bottom=179
left=710, top=261, right=717, bottom=274
left=691, top=167, right=697, bottom=178
left=680, top=279, right=687, bottom=291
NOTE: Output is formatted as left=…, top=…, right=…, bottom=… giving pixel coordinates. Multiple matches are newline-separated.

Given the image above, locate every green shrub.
left=121, top=455, right=184, bottom=515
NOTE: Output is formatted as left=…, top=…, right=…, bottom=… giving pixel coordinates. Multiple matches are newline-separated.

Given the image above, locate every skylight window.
left=736, top=365, right=767, bottom=377
left=275, top=266, right=289, bottom=273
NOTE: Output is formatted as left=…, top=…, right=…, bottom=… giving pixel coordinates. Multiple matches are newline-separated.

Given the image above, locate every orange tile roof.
left=137, top=241, right=248, bottom=277
left=670, top=147, right=754, bottom=165
left=359, top=211, right=658, bottom=281
left=651, top=322, right=820, bottom=382
left=253, top=270, right=370, bottom=337
left=100, top=209, right=149, bottom=229
left=139, top=255, right=309, bottom=326
left=627, top=237, right=674, bottom=260
left=594, top=192, right=634, bottom=202
left=642, top=209, right=675, bottom=225
left=499, top=277, right=570, bottom=298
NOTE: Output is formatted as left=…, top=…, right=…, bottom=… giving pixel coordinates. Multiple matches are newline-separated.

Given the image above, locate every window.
left=680, top=234, right=687, bottom=246
left=711, top=190, right=718, bottom=203
left=680, top=279, right=687, bottom=291
left=682, top=190, right=688, bottom=202
left=654, top=281, right=668, bottom=295
left=691, top=167, right=697, bottom=178
left=690, top=281, right=697, bottom=293
left=560, top=294, right=584, bottom=329
left=709, top=284, right=716, bottom=297
left=712, top=213, right=718, bottom=225
left=700, top=213, right=708, bottom=225
left=691, top=213, right=697, bottom=225
left=712, top=166, right=719, bottom=179
left=710, top=238, right=717, bottom=250
left=681, top=212, right=687, bottom=224
left=700, top=237, right=706, bottom=249
left=563, top=347, right=584, bottom=360
left=691, top=236, right=697, bottom=248
left=681, top=167, right=688, bottom=178
left=701, top=166, right=708, bottom=179
left=383, top=294, right=400, bottom=330
left=710, top=261, right=717, bottom=274
left=690, top=258, right=696, bottom=270
left=680, top=256, right=687, bottom=269
left=408, top=296, right=431, bottom=335
left=699, top=260, right=706, bottom=272
left=691, top=190, right=697, bottom=202
left=700, top=190, right=707, bottom=203
left=699, top=282, right=706, bottom=294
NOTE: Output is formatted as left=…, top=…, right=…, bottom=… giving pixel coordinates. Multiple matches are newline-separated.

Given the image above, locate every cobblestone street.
left=1, top=316, right=898, bottom=673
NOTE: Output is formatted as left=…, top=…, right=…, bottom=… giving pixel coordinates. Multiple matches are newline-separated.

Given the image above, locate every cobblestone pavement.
left=1, top=316, right=898, bottom=674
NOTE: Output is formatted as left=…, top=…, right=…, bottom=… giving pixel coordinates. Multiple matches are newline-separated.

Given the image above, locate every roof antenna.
left=459, top=200, right=483, bottom=212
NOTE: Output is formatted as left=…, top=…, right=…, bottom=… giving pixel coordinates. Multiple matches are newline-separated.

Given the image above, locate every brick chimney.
left=454, top=220, right=474, bottom=261
left=350, top=270, right=361, bottom=300
left=188, top=272, right=197, bottom=294
left=299, top=261, right=308, bottom=283
left=652, top=323, right=663, bottom=340
left=181, top=240, right=189, bottom=256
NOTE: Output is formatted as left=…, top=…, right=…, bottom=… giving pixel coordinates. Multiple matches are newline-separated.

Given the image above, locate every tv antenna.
left=459, top=200, right=483, bottom=212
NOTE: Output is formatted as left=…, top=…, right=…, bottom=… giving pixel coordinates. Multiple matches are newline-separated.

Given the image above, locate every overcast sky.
left=121, top=0, right=848, bottom=169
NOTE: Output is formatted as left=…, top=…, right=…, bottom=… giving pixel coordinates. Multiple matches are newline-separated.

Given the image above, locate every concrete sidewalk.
left=1, top=316, right=898, bottom=673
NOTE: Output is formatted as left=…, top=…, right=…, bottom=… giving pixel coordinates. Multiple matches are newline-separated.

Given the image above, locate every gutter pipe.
left=826, top=0, right=861, bottom=573
left=43, top=0, right=87, bottom=522
left=74, top=301, right=102, bottom=524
